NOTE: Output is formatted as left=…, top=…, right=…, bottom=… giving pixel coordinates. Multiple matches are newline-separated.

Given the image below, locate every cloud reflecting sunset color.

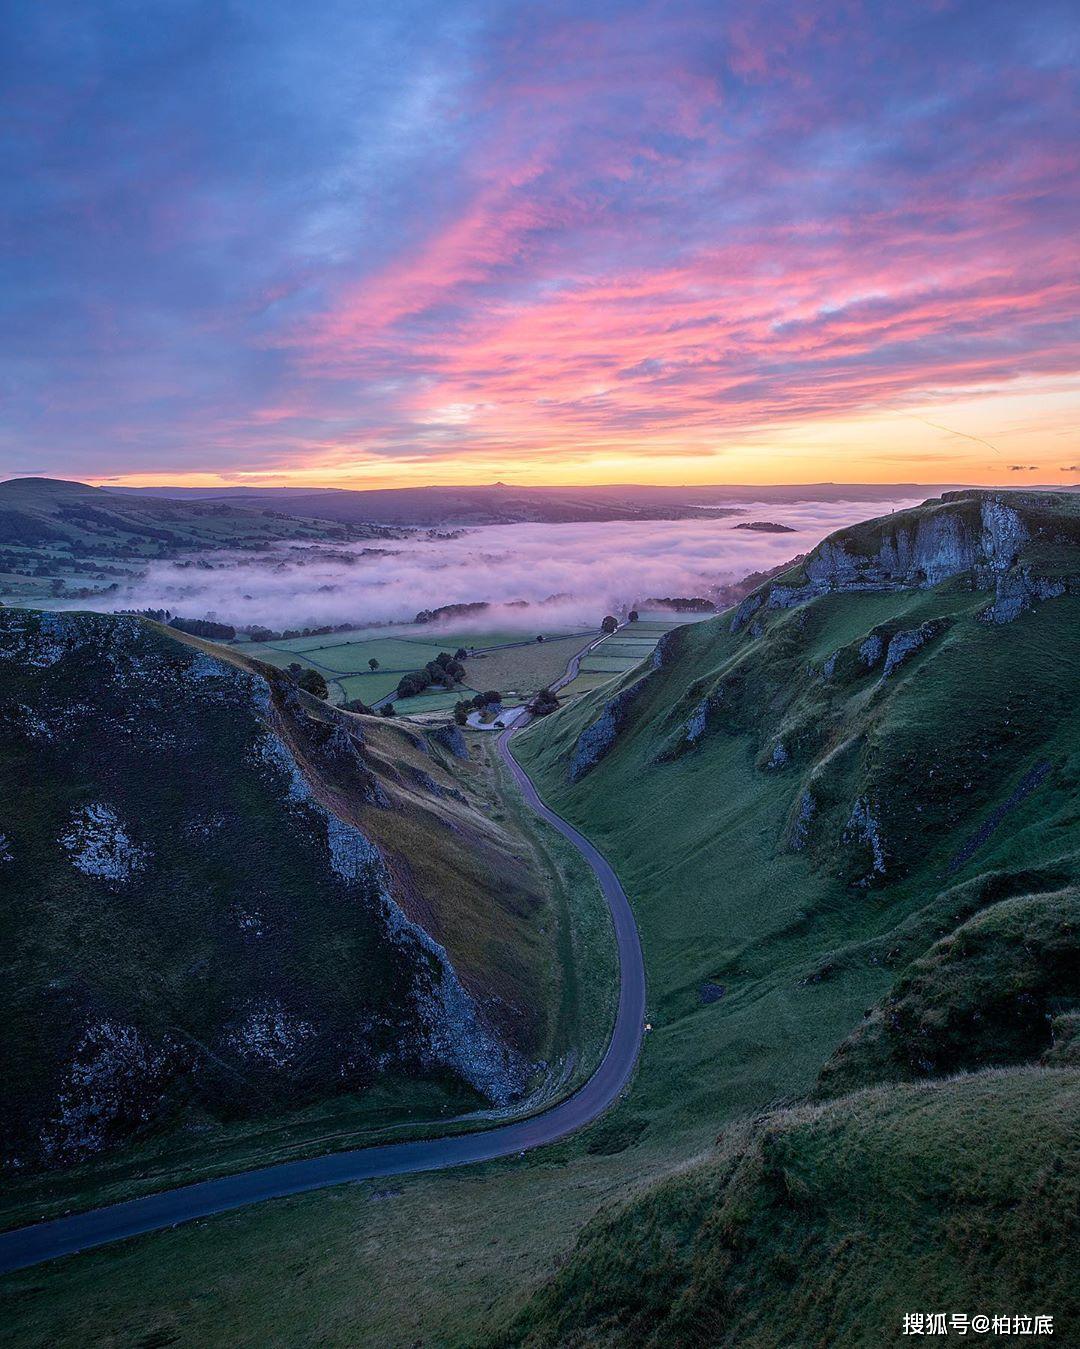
left=2, top=1, right=1078, bottom=486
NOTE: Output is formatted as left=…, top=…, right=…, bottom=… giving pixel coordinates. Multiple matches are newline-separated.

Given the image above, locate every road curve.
left=0, top=727, right=646, bottom=1275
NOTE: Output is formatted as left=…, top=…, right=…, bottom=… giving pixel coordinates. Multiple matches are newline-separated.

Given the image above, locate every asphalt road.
left=0, top=726, right=646, bottom=1275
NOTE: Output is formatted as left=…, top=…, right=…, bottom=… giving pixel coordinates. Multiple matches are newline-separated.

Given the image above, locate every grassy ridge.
left=496, top=1069, right=1079, bottom=1347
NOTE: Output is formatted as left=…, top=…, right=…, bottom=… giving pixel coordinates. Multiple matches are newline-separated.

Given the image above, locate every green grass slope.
left=818, top=888, right=1079, bottom=1095
left=496, top=1068, right=1078, bottom=1348
left=501, top=490, right=1079, bottom=1345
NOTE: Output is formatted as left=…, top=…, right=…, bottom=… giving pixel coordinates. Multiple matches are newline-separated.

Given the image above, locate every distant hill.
left=0, top=610, right=570, bottom=1193
left=505, top=489, right=1079, bottom=1344
left=98, top=480, right=1012, bottom=526
left=0, top=477, right=386, bottom=551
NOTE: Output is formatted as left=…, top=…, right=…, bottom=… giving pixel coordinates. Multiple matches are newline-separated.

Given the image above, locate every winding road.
left=0, top=726, right=646, bottom=1276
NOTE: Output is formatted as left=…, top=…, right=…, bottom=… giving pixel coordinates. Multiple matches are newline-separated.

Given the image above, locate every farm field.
left=580, top=654, right=643, bottom=673
left=457, top=632, right=601, bottom=700
left=231, top=624, right=596, bottom=709
left=559, top=670, right=619, bottom=698
left=573, top=611, right=715, bottom=683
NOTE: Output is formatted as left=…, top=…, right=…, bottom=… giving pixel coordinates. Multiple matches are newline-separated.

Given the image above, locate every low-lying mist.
left=84, top=498, right=921, bottom=631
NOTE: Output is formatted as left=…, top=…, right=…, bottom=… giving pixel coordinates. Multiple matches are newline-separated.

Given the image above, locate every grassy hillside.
left=3, top=490, right=1076, bottom=1347
left=0, top=477, right=382, bottom=550
left=0, top=609, right=613, bottom=1228
left=496, top=1068, right=1078, bottom=1347
left=0, top=477, right=389, bottom=606
left=500, top=490, right=1079, bottom=1343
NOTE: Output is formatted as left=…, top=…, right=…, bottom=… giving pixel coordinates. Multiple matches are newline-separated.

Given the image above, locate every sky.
left=2, top=0, right=1078, bottom=489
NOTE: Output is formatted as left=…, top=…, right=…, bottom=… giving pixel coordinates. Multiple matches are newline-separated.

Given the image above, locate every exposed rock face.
left=730, top=589, right=765, bottom=634
left=881, top=621, right=946, bottom=678
left=732, top=494, right=1076, bottom=633
left=254, top=723, right=526, bottom=1105
left=59, top=802, right=148, bottom=880
left=651, top=628, right=682, bottom=668
left=980, top=574, right=1066, bottom=625
left=789, top=790, right=816, bottom=851
left=844, top=796, right=888, bottom=881
left=569, top=677, right=651, bottom=781
left=685, top=696, right=713, bottom=746
left=428, top=722, right=469, bottom=759
left=37, top=1022, right=189, bottom=1167
left=767, top=742, right=789, bottom=769
left=859, top=634, right=884, bottom=669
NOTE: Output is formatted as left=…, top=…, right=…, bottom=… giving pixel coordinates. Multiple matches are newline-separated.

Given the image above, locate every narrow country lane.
left=0, top=726, right=646, bottom=1275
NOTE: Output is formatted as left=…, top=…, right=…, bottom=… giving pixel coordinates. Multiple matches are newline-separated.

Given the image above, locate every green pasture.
left=580, top=655, right=642, bottom=673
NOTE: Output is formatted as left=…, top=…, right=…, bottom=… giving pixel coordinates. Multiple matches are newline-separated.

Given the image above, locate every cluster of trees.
left=246, top=622, right=355, bottom=643
left=170, top=616, right=237, bottom=641
left=453, top=690, right=503, bottom=725
left=119, top=610, right=238, bottom=641
left=527, top=687, right=559, bottom=717
left=414, top=601, right=489, bottom=625
left=601, top=614, right=619, bottom=633
left=396, top=651, right=467, bottom=699
left=285, top=663, right=328, bottom=699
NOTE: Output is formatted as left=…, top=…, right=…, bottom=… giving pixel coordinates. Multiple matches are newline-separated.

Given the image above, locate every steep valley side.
left=0, top=609, right=612, bottom=1227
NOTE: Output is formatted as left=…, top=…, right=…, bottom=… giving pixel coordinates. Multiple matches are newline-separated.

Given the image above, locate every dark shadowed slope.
left=0, top=719, right=645, bottom=1274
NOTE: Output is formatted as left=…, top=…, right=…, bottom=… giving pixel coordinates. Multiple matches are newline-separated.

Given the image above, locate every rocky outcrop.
left=844, top=796, right=888, bottom=882
left=881, top=620, right=947, bottom=678
left=569, top=677, right=651, bottom=782
left=37, top=1022, right=190, bottom=1167
left=59, top=802, right=148, bottom=880
left=428, top=722, right=469, bottom=759
left=788, top=790, right=816, bottom=851
left=730, top=494, right=1075, bottom=633
left=980, top=573, right=1067, bottom=625
left=730, top=589, right=765, bottom=634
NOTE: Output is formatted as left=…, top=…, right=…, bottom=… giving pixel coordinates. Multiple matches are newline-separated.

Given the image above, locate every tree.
left=454, top=647, right=468, bottom=660
left=535, top=634, right=544, bottom=642
left=527, top=687, right=559, bottom=717
left=368, top=657, right=379, bottom=671
left=628, top=610, right=639, bottom=622
left=453, top=700, right=470, bottom=726
left=293, top=668, right=328, bottom=699
left=380, top=702, right=395, bottom=717
left=601, top=614, right=618, bottom=634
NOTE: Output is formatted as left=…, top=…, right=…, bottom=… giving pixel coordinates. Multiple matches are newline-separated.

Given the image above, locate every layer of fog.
left=90, top=498, right=923, bottom=631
